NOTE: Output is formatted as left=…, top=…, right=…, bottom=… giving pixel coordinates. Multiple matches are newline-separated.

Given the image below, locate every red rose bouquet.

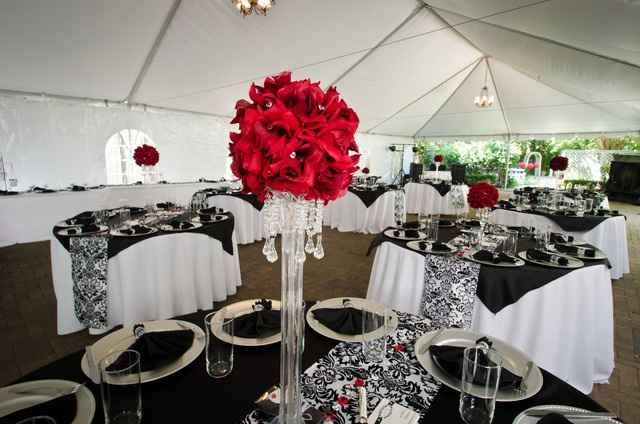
left=229, top=71, right=360, bottom=202
left=550, top=156, right=569, bottom=171
left=434, top=154, right=444, bottom=163
left=362, top=167, right=370, bottom=174
left=467, top=182, right=499, bottom=209
left=133, top=144, right=159, bottom=167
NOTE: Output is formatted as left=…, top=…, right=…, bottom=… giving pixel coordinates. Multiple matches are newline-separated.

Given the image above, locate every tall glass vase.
left=262, top=191, right=324, bottom=424
left=141, top=165, right=155, bottom=184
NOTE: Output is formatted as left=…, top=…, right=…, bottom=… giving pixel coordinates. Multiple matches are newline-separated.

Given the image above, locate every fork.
left=9, top=382, right=86, bottom=397
left=517, top=361, right=534, bottom=395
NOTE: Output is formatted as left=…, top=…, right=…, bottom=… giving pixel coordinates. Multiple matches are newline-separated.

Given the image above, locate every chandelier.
left=233, top=0, right=274, bottom=16
left=474, top=60, right=495, bottom=108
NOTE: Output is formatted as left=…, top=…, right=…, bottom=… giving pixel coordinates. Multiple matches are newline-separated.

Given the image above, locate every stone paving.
left=0, top=202, right=637, bottom=421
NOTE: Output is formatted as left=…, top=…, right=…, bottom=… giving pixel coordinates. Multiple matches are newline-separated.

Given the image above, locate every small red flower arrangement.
left=467, top=182, right=499, bottom=209
left=550, top=156, right=569, bottom=171
left=229, top=71, right=360, bottom=202
left=518, top=161, right=526, bottom=169
left=133, top=144, right=159, bottom=167
left=434, top=154, right=444, bottom=163
left=362, top=167, right=370, bottom=174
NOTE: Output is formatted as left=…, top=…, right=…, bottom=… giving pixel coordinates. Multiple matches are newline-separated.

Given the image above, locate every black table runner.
left=412, top=181, right=451, bottom=196
left=204, top=190, right=264, bottom=211
left=494, top=206, right=615, bottom=232
left=368, top=226, right=610, bottom=314
left=53, top=213, right=236, bottom=257
left=348, top=186, right=394, bottom=208
left=12, top=308, right=607, bottom=424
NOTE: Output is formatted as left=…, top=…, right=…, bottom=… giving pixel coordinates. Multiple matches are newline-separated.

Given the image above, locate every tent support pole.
left=126, top=0, right=182, bottom=103
left=504, top=135, right=512, bottom=189
left=327, top=3, right=424, bottom=88
left=413, top=59, right=483, bottom=137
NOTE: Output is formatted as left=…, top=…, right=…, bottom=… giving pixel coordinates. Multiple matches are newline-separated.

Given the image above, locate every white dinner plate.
left=212, top=299, right=282, bottom=347
left=464, top=252, right=525, bottom=268
left=383, top=229, right=427, bottom=241
left=306, top=297, right=399, bottom=343
left=159, top=222, right=203, bottom=232
left=513, top=405, right=621, bottom=423
left=0, top=379, right=95, bottom=423
left=193, top=215, right=229, bottom=224
left=415, top=328, right=543, bottom=402
left=517, top=250, right=584, bottom=269
left=406, top=241, right=458, bottom=255
left=56, top=225, right=109, bottom=237
left=110, top=226, right=159, bottom=237
left=81, top=320, right=205, bottom=384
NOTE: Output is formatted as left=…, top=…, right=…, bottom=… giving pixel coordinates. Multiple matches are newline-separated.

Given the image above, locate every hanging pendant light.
left=232, top=0, right=274, bottom=16
left=474, top=60, right=495, bottom=108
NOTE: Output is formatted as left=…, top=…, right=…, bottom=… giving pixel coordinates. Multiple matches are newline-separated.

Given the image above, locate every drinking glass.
left=535, top=228, right=550, bottom=251
left=100, top=350, right=142, bottom=424
left=584, top=198, right=593, bottom=213
left=361, top=308, right=391, bottom=363
left=16, top=417, right=57, bottom=424
left=502, top=230, right=518, bottom=257
left=204, top=310, right=234, bottom=378
left=418, top=212, right=428, bottom=228
left=119, top=209, right=131, bottom=230
left=424, top=218, right=439, bottom=249
left=459, top=347, right=502, bottom=424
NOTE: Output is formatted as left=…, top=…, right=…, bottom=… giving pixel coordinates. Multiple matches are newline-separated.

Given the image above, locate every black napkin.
left=555, top=210, right=577, bottom=217
left=66, top=223, right=100, bottom=235
left=169, top=220, right=194, bottom=230
left=550, top=233, right=574, bottom=244
left=438, top=220, right=453, bottom=227
left=0, top=393, right=77, bottom=424
left=473, top=250, right=517, bottom=264
left=312, top=307, right=380, bottom=336
left=233, top=306, right=281, bottom=338
left=537, top=413, right=572, bottom=424
left=70, top=185, right=86, bottom=191
left=128, top=206, right=146, bottom=216
left=108, top=329, right=194, bottom=372
left=32, top=186, right=56, bottom=193
left=120, top=224, right=152, bottom=235
left=156, top=202, right=175, bottom=210
left=498, top=200, right=515, bottom=209
left=431, top=242, right=451, bottom=252
left=404, top=230, right=420, bottom=238
left=526, top=249, right=569, bottom=266
left=402, top=221, right=420, bottom=229
left=0, top=190, right=19, bottom=195
left=555, top=244, right=596, bottom=258
left=429, top=345, right=521, bottom=390
left=463, top=220, right=481, bottom=227
left=65, top=211, right=95, bottom=226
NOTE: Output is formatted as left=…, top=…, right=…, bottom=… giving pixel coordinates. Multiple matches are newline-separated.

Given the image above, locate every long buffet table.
left=0, top=182, right=222, bottom=247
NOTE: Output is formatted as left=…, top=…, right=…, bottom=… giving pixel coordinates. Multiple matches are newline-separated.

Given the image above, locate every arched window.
left=105, top=129, right=155, bottom=185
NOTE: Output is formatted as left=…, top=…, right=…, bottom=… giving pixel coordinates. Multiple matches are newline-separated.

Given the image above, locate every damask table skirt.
left=489, top=208, right=629, bottom=279
left=51, top=232, right=242, bottom=335
left=206, top=195, right=264, bottom=244
left=323, top=190, right=396, bottom=234
left=366, top=241, right=614, bottom=394
left=404, top=182, right=469, bottom=215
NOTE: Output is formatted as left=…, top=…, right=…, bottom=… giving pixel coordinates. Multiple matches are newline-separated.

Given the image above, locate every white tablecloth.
left=366, top=241, right=614, bottom=394
left=405, top=182, right=469, bottom=215
left=51, top=232, right=242, bottom=335
left=207, top=195, right=264, bottom=244
left=0, top=182, right=220, bottom=247
left=422, top=171, right=451, bottom=181
left=323, top=190, right=396, bottom=234
left=488, top=209, right=630, bottom=279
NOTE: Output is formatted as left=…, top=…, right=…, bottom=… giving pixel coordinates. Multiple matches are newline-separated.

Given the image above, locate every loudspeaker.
left=409, top=163, right=423, bottom=181
left=451, top=164, right=466, bottom=184
left=607, top=160, right=640, bottom=204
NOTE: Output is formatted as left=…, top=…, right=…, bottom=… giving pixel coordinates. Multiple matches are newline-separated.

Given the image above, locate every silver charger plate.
left=517, top=250, right=584, bottom=269
left=406, top=241, right=457, bottom=255
left=383, top=229, right=427, bottom=241
left=438, top=221, right=456, bottom=228
left=193, top=215, right=229, bottom=224
left=159, top=222, right=203, bottom=232
left=81, top=320, right=204, bottom=385
left=110, top=226, right=158, bottom=237
left=464, top=252, right=525, bottom=268
left=211, top=299, right=281, bottom=347
left=513, top=405, right=621, bottom=423
left=546, top=244, right=607, bottom=260
left=0, top=379, right=95, bottom=423
left=415, top=328, right=543, bottom=402
left=56, top=225, right=109, bottom=237
left=306, top=297, right=399, bottom=343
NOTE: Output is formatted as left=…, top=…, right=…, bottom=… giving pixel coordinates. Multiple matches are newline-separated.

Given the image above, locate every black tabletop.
left=12, top=308, right=607, bottom=424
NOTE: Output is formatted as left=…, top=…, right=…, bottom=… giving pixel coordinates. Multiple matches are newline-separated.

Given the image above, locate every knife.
left=525, top=409, right=618, bottom=419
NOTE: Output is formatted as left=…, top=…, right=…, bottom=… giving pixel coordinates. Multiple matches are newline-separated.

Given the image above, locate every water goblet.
left=459, top=347, right=502, bottom=424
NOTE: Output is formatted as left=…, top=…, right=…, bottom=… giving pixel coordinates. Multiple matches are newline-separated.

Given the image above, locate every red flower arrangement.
left=133, top=144, right=159, bottom=167
left=229, top=71, right=360, bottom=202
left=550, top=156, right=569, bottom=171
left=434, top=154, right=444, bottom=163
left=467, top=182, right=499, bottom=209
left=362, top=167, right=370, bottom=174
left=526, top=162, right=535, bottom=170
left=518, top=161, right=526, bottom=169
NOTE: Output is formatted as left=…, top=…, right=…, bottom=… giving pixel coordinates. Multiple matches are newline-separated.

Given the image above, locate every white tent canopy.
left=1, top=0, right=640, bottom=138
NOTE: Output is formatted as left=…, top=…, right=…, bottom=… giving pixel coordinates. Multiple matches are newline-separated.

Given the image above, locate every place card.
left=368, top=399, right=420, bottom=424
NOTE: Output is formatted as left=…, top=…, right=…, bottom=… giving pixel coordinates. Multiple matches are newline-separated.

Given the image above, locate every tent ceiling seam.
left=412, top=59, right=483, bottom=138
left=486, top=58, right=511, bottom=135
left=327, top=3, right=425, bottom=89
left=365, top=57, right=482, bottom=133
left=126, top=0, right=182, bottom=103
left=424, top=3, right=484, bottom=55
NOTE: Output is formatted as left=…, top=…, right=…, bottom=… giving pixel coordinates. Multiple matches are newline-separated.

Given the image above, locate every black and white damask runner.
left=420, top=255, right=480, bottom=330
left=70, top=236, right=109, bottom=329
left=242, top=312, right=441, bottom=424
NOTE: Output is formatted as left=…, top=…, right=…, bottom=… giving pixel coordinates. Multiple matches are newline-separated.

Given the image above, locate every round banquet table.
left=404, top=182, right=469, bottom=215
left=9, top=308, right=609, bottom=424
left=489, top=208, right=629, bottom=279
left=206, top=194, right=265, bottom=244
left=323, top=190, right=396, bottom=234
